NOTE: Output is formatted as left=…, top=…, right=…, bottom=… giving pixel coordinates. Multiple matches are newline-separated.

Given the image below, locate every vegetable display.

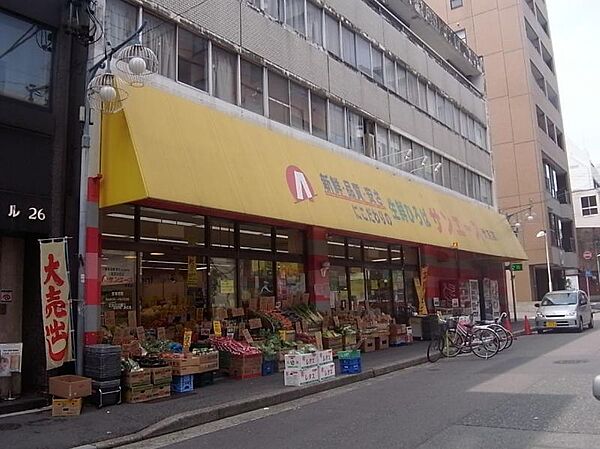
left=209, top=337, right=262, bottom=356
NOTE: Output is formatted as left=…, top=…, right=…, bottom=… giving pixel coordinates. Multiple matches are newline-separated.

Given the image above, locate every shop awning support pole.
left=510, top=266, right=517, bottom=323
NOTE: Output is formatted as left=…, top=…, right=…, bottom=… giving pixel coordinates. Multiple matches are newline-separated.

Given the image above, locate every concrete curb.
left=78, top=354, right=428, bottom=449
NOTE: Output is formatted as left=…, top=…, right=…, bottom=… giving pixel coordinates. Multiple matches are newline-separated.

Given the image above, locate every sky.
left=546, top=0, right=600, bottom=163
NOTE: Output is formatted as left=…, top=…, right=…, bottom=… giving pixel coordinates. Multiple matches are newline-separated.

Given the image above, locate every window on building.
left=400, top=137, right=412, bottom=172
left=329, top=101, right=346, bottom=146
left=306, top=1, right=323, bottom=45
left=427, top=86, right=436, bottom=117
left=143, top=13, right=176, bottom=78
left=239, top=259, right=273, bottom=300
left=240, top=59, right=263, bottom=115
left=525, top=19, right=541, bottom=54
left=442, top=159, right=452, bottom=189
left=325, top=14, right=341, bottom=58
left=376, top=125, right=389, bottom=162
left=286, top=0, right=306, bottom=35
left=458, top=166, right=467, bottom=195
left=544, top=162, right=558, bottom=197
left=536, top=106, right=547, bottom=132
left=445, top=98, right=454, bottom=129
left=210, top=218, right=235, bottom=249
left=546, top=118, right=557, bottom=142
left=422, top=149, right=433, bottom=182
left=453, top=105, right=461, bottom=134
left=556, top=129, right=565, bottom=150
left=541, top=43, right=554, bottom=72
left=372, top=47, right=384, bottom=84
left=396, top=64, right=407, bottom=98
left=347, top=110, right=364, bottom=153
left=535, top=5, right=549, bottom=35
left=268, top=71, right=290, bottom=125
left=470, top=172, right=481, bottom=200
left=177, top=29, right=208, bottom=92
left=210, top=258, right=237, bottom=308
left=388, top=132, right=401, bottom=168
left=432, top=152, right=443, bottom=186
left=547, top=84, right=560, bottom=110
left=530, top=61, right=546, bottom=93
left=212, top=46, right=237, bottom=104
left=467, top=117, right=476, bottom=142
left=264, top=0, right=284, bottom=21
left=276, top=228, right=304, bottom=254
left=105, top=0, right=138, bottom=49
left=581, top=196, right=598, bottom=216
left=239, top=223, right=272, bottom=252
left=0, top=10, right=54, bottom=106
left=455, top=28, right=467, bottom=42
left=460, top=110, right=468, bottom=138
left=411, top=143, right=424, bottom=174
left=290, top=81, right=310, bottom=131
left=418, top=80, right=428, bottom=111
left=384, top=56, right=396, bottom=91
left=481, top=178, right=492, bottom=205
left=407, top=72, right=418, bottom=105
left=342, top=26, right=356, bottom=67
left=356, top=34, right=372, bottom=76
left=436, top=93, right=445, bottom=122
left=450, top=0, right=463, bottom=9
left=450, top=162, right=461, bottom=192
left=311, top=93, right=327, bottom=139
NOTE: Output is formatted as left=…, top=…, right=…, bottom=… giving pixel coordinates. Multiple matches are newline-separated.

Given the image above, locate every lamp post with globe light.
left=76, top=23, right=158, bottom=375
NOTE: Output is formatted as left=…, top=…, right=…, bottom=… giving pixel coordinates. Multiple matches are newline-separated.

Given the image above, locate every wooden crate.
left=323, top=336, right=343, bottom=351
left=375, top=335, right=389, bottom=350
left=342, top=334, right=357, bottom=349
left=122, top=370, right=151, bottom=387
left=124, top=384, right=153, bottom=403
left=361, top=337, right=376, bottom=353
left=152, top=384, right=171, bottom=399
left=150, top=366, right=173, bottom=385
left=197, top=351, right=219, bottom=373
left=168, top=356, right=201, bottom=376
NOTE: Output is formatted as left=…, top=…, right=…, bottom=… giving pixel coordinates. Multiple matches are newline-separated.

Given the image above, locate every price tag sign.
left=0, top=289, right=13, bottom=303
left=183, top=329, right=193, bottom=351
left=213, top=320, right=222, bottom=337
left=242, top=329, right=254, bottom=344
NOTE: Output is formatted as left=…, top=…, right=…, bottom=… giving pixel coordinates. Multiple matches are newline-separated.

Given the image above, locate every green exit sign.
left=511, top=263, right=523, bottom=272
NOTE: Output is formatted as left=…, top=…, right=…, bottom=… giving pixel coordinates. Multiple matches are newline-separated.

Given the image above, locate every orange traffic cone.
left=523, top=315, right=532, bottom=335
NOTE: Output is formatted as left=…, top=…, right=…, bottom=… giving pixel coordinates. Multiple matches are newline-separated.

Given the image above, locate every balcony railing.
left=403, top=0, right=483, bottom=72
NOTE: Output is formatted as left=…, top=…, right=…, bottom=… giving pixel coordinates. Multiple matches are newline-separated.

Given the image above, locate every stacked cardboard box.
left=284, top=350, right=335, bottom=386
left=389, top=324, right=414, bottom=345
left=123, top=369, right=153, bottom=403
left=49, top=375, right=92, bottom=417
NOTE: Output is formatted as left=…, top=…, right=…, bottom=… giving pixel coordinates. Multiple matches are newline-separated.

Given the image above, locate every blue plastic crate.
left=171, top=374, right=194, bottom=393
left=261, top=360, right=278, bottom=376
left=340, top=358, right=361, bottom=374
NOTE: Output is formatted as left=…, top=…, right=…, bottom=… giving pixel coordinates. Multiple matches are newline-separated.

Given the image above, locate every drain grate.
left=0, top=423, right=22, bottom=431
left=554, top=359, right=589, bottom=365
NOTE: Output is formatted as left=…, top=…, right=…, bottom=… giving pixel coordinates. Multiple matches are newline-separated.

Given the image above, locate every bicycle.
left=444, top=316, right=501, bottom=359
left=427, top=317, right=462, bottom=363
left=476, top=312, right=514, bottom=351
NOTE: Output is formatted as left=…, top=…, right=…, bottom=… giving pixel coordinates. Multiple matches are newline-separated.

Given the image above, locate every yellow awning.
left=100, top=87, right=526, bottom=261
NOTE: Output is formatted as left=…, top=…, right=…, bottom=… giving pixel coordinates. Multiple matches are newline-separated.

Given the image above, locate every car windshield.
left=541, top=292, right=578, bottom=306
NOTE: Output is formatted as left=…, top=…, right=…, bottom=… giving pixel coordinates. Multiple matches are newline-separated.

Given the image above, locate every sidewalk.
left=2, top=322, right=528, bottom=449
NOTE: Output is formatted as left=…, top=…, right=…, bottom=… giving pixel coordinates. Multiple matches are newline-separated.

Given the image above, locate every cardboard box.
left=319, top=362, right=336, bottom=381
left=123, top=370, right=152, bottom=387
left=49, top=375, right=92, bottom=399
left=323, top=336, right=343, bottom=351
left=284, top=352, right=319, bottom=369
left=342, top=333, right=357, bottom=348
left=361, top=337, right=376, bottom=353
left=152, top=384, right=171, bottom=399
left=284, top=366, right=319, bottom=386
left=52, top=398, right=82, bottom=417
left=150, top=366, right=172, bottom=385
left=376, top=335, right=389, bottom=350
left=168, top=356, right=201, bottom=376
left=124, top=384, right=153, bottom=403
left=317, top=349, right=333, bottom=365
left=197, top=351, right=219, bottom=373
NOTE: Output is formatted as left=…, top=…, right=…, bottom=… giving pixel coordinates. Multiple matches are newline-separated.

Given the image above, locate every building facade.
left=86, top=0, right=525, bottom=343
left=568, top=142, right=600, bottom=298
left=0, top=0, right=86, bottom=405
left=427, top=0, right=577, bottom=302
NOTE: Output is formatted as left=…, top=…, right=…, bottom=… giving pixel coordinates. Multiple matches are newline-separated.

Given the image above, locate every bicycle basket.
left=430, top=319, right=448, bottom=338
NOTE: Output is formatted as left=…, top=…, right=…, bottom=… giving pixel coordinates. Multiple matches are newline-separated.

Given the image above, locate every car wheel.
left=589, top=318, right=595, bottom=329
left=577, top=318, right=584, bottom=333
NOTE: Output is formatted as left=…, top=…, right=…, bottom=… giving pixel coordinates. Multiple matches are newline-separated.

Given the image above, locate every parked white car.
left=534, top=290, right=593, bottom=333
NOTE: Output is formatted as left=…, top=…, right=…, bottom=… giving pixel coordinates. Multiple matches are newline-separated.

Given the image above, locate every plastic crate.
left=171, top=375, right=194, bottom=393
left=337, top=350, right=361, bottom=360
left=84, top=345, right=122, bottom=380
left=261, top=360, right=278, bottom=376
left=194, top=371, right=215, bottom=388
left=340, top=358, right=361, bottom=374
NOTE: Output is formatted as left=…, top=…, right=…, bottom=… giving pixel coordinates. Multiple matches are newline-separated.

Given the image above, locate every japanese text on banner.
left=40, top=240, right=72, bottom=370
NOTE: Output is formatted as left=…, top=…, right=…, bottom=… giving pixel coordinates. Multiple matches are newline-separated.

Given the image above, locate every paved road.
left=118, top=325, right=600, bottom=449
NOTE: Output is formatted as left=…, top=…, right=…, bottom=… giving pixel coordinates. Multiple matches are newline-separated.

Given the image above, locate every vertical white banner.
left=40, top=240, right=72, bottom=370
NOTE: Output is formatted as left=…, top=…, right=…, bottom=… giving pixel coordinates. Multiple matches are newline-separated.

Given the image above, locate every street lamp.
left=536, top=230, right=553, bottom=293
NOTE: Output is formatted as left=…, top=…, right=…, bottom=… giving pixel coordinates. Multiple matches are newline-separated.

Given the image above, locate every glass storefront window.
left=276, top=228, right=304, bottom=254
left=239, top=223, right=272, bottom=252
left=364, top=241, right=389, bottom=263
left=349, top=267, right=366, bottom=311
left=210, top=258, right=237, bottom=309
left=210, top=219, right=235, bottom=249
left=366, top=268, right=392, bottom=314
left=276, top=262, right=306, bottom=304
left=140, top=253, right=208, bottom=328
left=404, top=246, right=419, bottom=265
left=101, top=250, right=136, bottom=328
left=239, top=259, right=273, bottom=301
left=140, top=207, right=205, bottom=246
left=391, top=245, right=402, bottom=264
left=404, top=269, right=418, bottom=307
left=101, top=205, right=135, bottom=241
left=348, top=239, right=362, bottom=261
left=327, top=235, right=346, bottom=259
left=329, top=266, right=348, bottom=310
